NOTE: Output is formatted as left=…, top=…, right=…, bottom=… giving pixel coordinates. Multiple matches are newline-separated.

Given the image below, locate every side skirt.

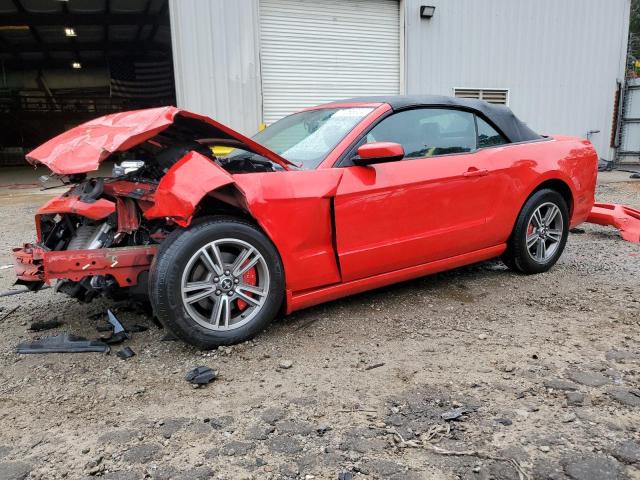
left=285, top=244, right=506, bottom=314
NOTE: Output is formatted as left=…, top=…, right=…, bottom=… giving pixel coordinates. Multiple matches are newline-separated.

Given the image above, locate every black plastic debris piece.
left=495, top=418, right=513, bottom=426
left=101, top=331, right=128, bottom=345
left=441, top=406, right=476, bottom=421
left=0, top=306, right=19, bottom=323
left=107, top=309, right=126, bottom=334
left=116, top=346, right=136, bottom=360
left=127, top=324, right=149, bottom=333
left=17, top=334, right=109, bottom=354
left=185, top=366, right=217, bottom=385
left=570, top=227, right=586, bottom=234
left=29, top=317, right=64, bottom=332
left=365, top=362, right=385, bottom=371
left=99, top=309, right=130, bottom=344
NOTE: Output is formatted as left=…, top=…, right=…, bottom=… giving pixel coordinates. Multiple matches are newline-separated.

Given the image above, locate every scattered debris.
left=441, top=406, right=476, bottom=421
left=185, top=366, right=217, bottom=385
left=107, top=309, right=126, bottom=334
left=99, top=309, right=130, bottom=344
left=495, top=418, right=513, bottom=426
left=569, top=227, right=586, bottom=234
left=0, top=286, right=51, bottom=298
left=390, top=428, right=529, bottom=480
left=365, top=362, right=385, bottom=371
left=586, top=203, right=640, bottom=243
left=17, top=334, right=109, bottom=354
left=29, top=317, right=64, bottom=332
left=278, top=360, right=293, bottom=370
left=0, top=306, right=20, bottom=323
left=127, top=324, right=149, bottom=333
left=116, top=346, right=136, bottom=360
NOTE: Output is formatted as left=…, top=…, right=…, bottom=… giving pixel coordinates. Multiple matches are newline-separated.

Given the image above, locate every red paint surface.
left=144, top=151, right=235, bottom=226
left=587, top=203, right=640, bottom=243
left=13, top=244, right=157, bottom=286
left=357, top=142, right=404, bottom=161
left=37, top=195, right=116, bottom=220
left=15, top=102, right=599, bottom=314
left=26, top=106, right=293, bottom=174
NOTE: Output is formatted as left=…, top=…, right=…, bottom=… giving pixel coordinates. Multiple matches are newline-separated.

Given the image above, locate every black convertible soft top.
left=340, top=95, right=542, bottom=144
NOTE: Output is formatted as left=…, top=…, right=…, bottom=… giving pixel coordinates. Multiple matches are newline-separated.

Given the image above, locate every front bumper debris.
left=12, top=244, right=158, bottom=287
left=586, top=203, right=640, bottom=243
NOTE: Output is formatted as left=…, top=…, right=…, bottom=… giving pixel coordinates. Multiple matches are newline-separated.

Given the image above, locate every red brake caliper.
left=236, top=267, right=257, bottom=311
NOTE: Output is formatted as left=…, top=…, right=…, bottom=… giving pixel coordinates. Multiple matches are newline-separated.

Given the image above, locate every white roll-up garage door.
left=259, top=0, right=400, bottom=125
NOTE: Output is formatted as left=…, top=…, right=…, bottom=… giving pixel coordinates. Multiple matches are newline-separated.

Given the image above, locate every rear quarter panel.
left=480, top=136, right=597, bottom=246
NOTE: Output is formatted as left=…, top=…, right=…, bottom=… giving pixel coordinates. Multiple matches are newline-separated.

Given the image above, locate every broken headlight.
left=113, top=160, right=145, bottom=177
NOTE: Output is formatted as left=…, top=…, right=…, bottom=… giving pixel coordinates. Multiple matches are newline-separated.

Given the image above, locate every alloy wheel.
left=180, top=238, right=270, bottom=331
left=525, top=202, right=564, bottom=263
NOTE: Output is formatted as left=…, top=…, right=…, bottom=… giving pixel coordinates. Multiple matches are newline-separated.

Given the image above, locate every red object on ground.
left=587, top=203, right=640, bottom=243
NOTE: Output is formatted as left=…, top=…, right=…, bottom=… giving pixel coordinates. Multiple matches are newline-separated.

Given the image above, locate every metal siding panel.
left=404, top=0, right=630, bottom=161
left=260, top=0, right=400, bottom=124
left=169, top=0, right=262, bottom=135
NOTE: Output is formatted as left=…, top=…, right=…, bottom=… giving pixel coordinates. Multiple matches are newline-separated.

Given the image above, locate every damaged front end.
left=13, top=106, right=292, bottom=302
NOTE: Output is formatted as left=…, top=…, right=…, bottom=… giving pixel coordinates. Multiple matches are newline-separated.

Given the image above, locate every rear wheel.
left=149, top=217, right=284, bottom=349
left=502, top=189, right=569, bottom=274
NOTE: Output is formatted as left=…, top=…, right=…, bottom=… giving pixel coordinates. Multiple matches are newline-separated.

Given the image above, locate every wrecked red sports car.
left=13, top=96, right=598, bottom=348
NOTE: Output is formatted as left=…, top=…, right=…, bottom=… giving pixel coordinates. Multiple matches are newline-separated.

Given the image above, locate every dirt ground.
left=0, top=171, right=639, bottom=480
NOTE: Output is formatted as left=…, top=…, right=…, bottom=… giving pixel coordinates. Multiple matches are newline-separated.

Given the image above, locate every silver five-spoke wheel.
left=526, top=202, right=563, bottom=263
left=181, top=238, right=270, bottom=331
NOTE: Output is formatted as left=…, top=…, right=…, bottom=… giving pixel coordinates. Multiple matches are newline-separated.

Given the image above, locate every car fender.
left=144, top=151, right=345, bottom=293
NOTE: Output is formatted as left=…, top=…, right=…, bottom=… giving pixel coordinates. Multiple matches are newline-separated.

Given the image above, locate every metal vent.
left=454, top=88, right=509, bottom=105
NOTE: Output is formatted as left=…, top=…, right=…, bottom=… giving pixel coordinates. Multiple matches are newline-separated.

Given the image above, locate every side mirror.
left=353, top=142, right=404, bottom=166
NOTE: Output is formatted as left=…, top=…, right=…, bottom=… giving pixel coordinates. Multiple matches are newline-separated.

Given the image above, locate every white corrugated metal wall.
left=403, top=0, right=631, bottom=161
left=259, top=0, right=400, bottom=125
left=169, top=0, right=262, bottom=135
left=170, top=0, right=630, bottom=160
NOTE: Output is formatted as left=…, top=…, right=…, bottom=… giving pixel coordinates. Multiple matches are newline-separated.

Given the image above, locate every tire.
left=149, top=216, right=284, bottom=349
left=501, top=189, right=569, bottom=274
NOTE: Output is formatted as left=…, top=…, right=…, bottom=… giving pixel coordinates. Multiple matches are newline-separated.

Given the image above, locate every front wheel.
left=149, top=217, right=284, bottom=349
left=502, top=189, right=569, bottom=274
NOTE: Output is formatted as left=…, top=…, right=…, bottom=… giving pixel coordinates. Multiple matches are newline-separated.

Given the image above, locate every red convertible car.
left=13, top=96, right=597, bottom=348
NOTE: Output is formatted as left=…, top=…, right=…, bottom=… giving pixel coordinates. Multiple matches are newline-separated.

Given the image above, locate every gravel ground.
left=0, top=173, right=638, bottom=480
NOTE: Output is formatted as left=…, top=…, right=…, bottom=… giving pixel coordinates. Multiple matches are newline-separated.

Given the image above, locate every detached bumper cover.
left=13, top=244, right=158, bottom=286
left=586, top=203, right=640, bottom=243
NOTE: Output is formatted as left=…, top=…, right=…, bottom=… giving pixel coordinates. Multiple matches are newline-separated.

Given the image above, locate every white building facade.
left=169, top=0, right=631, bottom=163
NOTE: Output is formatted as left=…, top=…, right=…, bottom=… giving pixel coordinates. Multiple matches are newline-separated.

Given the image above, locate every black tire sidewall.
left=508, top=189, right=569, bottom=274
left=149, top=218, right=284, bottom=349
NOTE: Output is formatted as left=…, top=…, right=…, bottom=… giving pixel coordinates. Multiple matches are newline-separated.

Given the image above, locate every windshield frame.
left=244, top=105, right=382, bottom=170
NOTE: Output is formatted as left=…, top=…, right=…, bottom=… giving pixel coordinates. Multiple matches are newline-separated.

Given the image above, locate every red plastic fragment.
left=586, top=203, right=640, bottom=243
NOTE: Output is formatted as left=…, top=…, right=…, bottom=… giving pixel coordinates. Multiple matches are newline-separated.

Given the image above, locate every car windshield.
left=231, top=107, right=374, bottom=169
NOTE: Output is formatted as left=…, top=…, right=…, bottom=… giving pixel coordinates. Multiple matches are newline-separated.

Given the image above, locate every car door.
left=333, top=107, right=499, bottom=282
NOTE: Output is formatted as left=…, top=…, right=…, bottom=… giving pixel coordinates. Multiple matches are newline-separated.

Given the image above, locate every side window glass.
left=366, top=108, right=476, bottom=159
left=476, top=116, right=508, bottom=148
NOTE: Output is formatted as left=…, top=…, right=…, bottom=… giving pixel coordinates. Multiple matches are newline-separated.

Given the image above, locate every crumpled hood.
left=26, top=106, right=293, bottom=174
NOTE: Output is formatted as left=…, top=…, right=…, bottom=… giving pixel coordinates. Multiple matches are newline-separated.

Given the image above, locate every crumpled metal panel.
left=26, top=106, right=293, bottom=174
left=37, top=195, right=116, bottom=220
left=144, top=151, right=236, bottom=226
